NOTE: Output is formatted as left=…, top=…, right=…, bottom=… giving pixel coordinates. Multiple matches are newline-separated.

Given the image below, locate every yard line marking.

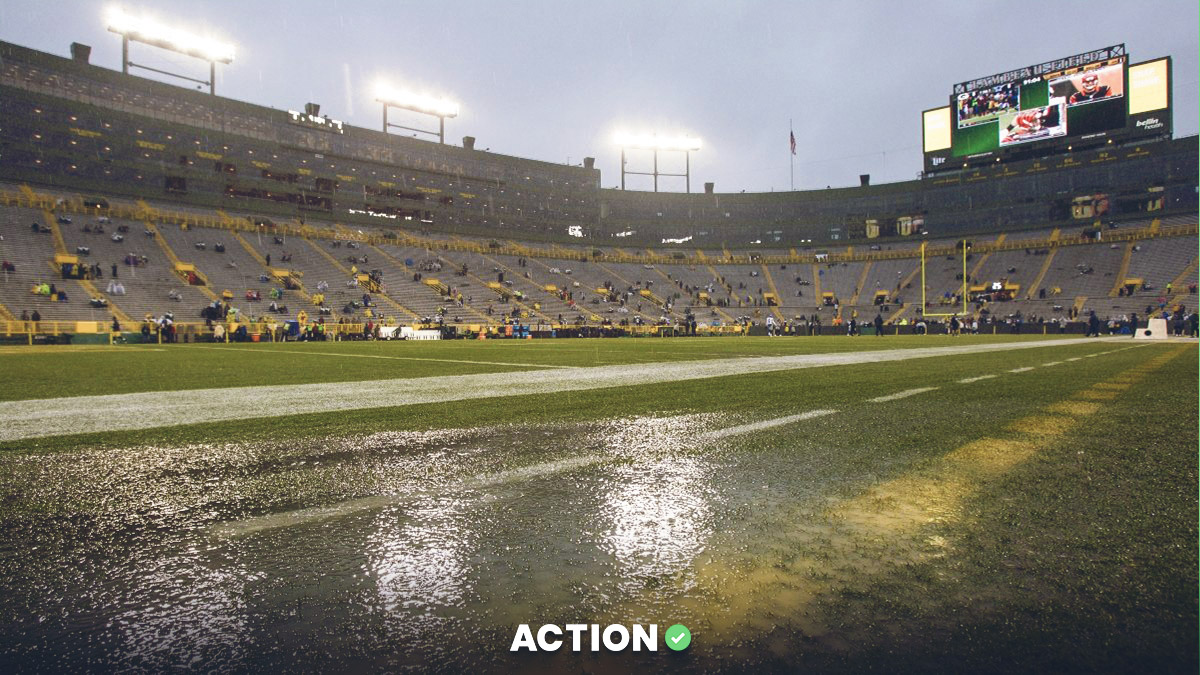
left=189, top=344, right=576, bottom=369
left=1066, top=357, right=1083, bottom=362
left=1008, top=367, right=1035, bottom=373
left=0, top=336, right=1129, bottom=442
left=219, top=408, right=843, bottom=536
left=869, top=387, right=938, bottom=403
left=214, top=454, right=605, bottom=537
left=697, top=409, right=838, bottom=442
left=958, top=374, right=997, bottom=384
left=1042, top=361, right=1062, bottom=366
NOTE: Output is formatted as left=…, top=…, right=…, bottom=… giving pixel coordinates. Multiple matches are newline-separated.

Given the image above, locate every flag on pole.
left=789, top=130, right=797, bottom=156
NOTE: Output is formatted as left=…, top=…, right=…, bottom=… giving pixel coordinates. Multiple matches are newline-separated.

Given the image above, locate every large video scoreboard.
left=923, top=45, right=1172, bottom=174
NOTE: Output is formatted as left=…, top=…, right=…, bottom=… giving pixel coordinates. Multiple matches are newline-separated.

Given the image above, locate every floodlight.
left=613, top=132, right=701, bottom=152
left=106, top=8, right=234, bottom=63
left=375, top=84, right=459, bottom=118
left=613, top=130, right=702, bottom=192
left=106, top=7, right=234, bottom=95
left=376, top=82, right=460, bottom=144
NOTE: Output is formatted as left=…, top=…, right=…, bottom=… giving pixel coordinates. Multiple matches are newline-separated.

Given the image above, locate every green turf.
left=0, top=337, right=1192, bottom=670
left=1, top=338, right=1168, bottom=455
left=0, top=333, right=1082, bottom=402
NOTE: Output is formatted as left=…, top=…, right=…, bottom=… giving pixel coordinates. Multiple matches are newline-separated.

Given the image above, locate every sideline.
left=0, top=337, right=1134, bottom=441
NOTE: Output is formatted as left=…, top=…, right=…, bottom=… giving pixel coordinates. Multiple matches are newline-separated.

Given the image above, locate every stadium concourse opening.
left=0, top=21, right=1195, bottom=675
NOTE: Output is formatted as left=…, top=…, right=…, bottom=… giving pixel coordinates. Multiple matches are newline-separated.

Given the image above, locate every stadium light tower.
left=614, top=132, right=701, bottom=193
left=376, top=84, right=459, bottom=144
left=106, top=8, right=235, bottom=95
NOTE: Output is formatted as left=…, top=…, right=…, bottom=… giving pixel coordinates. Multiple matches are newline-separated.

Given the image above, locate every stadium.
left=0, top=4, right=1195, bottom=673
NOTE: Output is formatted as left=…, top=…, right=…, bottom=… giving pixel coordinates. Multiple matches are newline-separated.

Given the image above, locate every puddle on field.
left=0, top=412, right=976, bottom=671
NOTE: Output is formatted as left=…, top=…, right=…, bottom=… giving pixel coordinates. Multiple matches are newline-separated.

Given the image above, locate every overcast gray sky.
left=1, top=1, right=1195, bottom=193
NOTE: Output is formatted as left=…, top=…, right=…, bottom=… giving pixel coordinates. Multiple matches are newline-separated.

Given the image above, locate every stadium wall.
left=0, top=40, right=1195, bottom=250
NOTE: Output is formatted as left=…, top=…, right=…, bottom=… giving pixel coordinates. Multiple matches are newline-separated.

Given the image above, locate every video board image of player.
left=956, top=82, right=1020, bottom=128
left=1049, top=62, right=1125, bottom=107
left=998, top=99, right=1067, bottom=147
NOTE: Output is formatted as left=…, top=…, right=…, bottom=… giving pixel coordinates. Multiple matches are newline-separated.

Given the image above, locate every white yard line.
left=220, top=410, right=840, bottom=536
left=215, top=454, right=605, bottom=537
left=0, top=337, right=1127, bottom=441
left=958, top=374, right=998, bottom=384
left=188, top=344, right=576, bottom=369
left=868, top=387, right=939, bottom=403
left=1008, top=367, right=1036, bottom=373
left=696, top=409, right=838, bottom=442
left=1042, top=361, right=1062, bottom=367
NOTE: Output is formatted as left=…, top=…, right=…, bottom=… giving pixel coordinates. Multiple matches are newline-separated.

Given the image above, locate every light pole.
left=614, top=132, right=701, bottom=193
left=376, top=85, right=460, bottom=144
left=106, top=8, right=234, bottom=95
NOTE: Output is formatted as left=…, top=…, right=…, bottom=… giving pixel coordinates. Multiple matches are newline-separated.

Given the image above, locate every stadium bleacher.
left=0, top=37, right=1195, bottom=339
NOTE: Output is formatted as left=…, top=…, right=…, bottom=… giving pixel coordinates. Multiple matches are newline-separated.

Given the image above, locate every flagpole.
left=789, top=119, right=794, bottom=191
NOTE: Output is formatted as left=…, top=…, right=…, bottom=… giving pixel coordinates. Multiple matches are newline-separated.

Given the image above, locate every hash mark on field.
left=869, top=387, right=938, bottom=403
left=1008, top=367, right=1035, bottom=373
left=958, top=374, right=997, bottom=384
left=698, top=409, right=838, bottom=441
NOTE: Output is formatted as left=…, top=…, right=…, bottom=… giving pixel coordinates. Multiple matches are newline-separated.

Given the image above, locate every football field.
left=0, top=335, right=1195, bottom=671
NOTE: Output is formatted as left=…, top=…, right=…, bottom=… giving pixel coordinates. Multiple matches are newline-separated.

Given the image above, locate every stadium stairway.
left=1108, top=242, right=1135, bottom=297
left=301, top=238, right=420, bottom=322
left=370, top=244, right=492, bottom=323
left=646, top=262, right=739, bottom=325
left=143, top=222, right=219, bottom=303
left=436, top=250, right=553, bottom=323
left=488, top=252, right=601, bottom=323
left=471, top=251, right=580, bottom=320
left=615, top=260, right=694, bottom=321
left=0, top=207, right=86, bottom=323
left=56, top=214, right=210, bottom=321
left=43, top=210, right=133, bottom=326
left=847, top=260, right=872, bottom=308
left=579, top=260, right=678, bottom=324
left=966, top=233, right=1005, bottom=283
left=232, top=231, right=314, bottom=306
left=1025, top=246, right=1059, bottom=300
left=758, top=263, right=787, bottom=322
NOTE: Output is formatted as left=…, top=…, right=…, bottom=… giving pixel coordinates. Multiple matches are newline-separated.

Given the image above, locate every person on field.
left=1086, top=311, right=1100, bottom=337
left=874, top=313, right=884, bottom=336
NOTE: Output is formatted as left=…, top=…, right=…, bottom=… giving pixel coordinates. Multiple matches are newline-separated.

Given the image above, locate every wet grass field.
left=0, top=336, right=1195, bottom=672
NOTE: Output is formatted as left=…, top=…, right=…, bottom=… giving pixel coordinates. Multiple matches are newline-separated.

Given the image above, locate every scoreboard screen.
left=922, top=45, right=1173, bottom=173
